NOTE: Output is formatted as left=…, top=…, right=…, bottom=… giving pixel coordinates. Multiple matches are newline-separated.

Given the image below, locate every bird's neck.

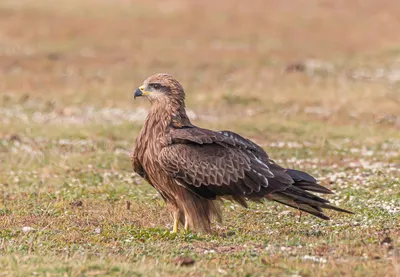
left=143, top=99, right=191, bottom=139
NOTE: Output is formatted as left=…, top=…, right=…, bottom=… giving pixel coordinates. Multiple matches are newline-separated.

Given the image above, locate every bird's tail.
left=271, top=169, right=353, bottom=220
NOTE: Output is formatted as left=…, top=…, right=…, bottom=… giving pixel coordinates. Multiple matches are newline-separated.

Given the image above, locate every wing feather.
left=159, top=127, right=353, bottom=217
left=158, top=141, right=285, bottom=201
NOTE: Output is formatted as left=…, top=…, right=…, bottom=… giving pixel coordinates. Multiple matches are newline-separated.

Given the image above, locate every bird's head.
left=134, top=73, right=185, bottom=104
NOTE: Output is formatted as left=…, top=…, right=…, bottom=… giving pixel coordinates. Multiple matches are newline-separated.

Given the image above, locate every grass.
left=0, top=0, right=399, bottom=276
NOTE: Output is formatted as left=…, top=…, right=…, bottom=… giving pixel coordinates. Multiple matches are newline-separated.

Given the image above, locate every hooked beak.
left=134, top=86, right=145, bottom=99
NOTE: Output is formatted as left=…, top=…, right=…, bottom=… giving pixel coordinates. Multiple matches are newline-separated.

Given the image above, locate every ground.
left=0, top=0, right=399, bottom=276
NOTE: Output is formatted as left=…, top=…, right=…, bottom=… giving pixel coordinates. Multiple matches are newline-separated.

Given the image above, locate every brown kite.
left=131, top=73, right=352, bottom=233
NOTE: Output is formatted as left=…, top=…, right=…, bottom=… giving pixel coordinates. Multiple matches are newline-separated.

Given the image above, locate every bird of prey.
left=131, top=73, right=353, bottom=233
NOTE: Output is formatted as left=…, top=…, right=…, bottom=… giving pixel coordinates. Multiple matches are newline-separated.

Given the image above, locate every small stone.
left=9, top=134, right=21, bottom=142
left=173, top=256, right=195, bottom=267
left=285, top=62, right=306, bottom=73
left=70, top=200, right=83, bottom=207
left=381, top=236, right=392, bottom=245
left=22, top=226, right=35, bottom=233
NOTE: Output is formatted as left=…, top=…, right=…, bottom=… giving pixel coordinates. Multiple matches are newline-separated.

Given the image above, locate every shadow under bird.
left=131, top=73, right=353, bottom=233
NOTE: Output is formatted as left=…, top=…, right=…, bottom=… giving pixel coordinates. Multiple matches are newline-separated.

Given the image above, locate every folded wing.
left=159, top=127, right=353, bottom=219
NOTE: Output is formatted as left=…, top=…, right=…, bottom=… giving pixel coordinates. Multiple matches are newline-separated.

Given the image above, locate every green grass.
left=1, top=112, right=398, bottom=276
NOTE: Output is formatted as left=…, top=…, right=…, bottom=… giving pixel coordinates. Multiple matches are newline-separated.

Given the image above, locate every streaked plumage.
left=131, top=73, right=353, bottom=233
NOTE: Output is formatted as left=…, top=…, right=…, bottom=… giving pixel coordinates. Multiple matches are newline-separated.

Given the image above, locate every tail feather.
left=286, top=169, right=334, bottom=194
left=293, top=181, right=334, bottom=194
left=283, top=184, right=330, bottom=203
left=270, top=169, right=354, bottom=219
left=281, top=189, right=353, bottom=214
left=272, top=193, right=330, bottom=220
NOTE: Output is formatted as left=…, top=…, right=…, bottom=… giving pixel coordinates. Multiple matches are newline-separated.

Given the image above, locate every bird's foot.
left=184, top=218, right=190, bottom=232
left=171, top=215, right=179, bottom=233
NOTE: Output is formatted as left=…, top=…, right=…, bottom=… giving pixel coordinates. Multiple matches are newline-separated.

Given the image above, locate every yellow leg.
left=172, top=212, right=180, bottom=233
left=184, top=217, right=189, bottom=232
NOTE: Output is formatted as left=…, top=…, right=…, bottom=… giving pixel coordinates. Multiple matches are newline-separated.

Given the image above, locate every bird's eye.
left=151, top=83, right=161, bottom=90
